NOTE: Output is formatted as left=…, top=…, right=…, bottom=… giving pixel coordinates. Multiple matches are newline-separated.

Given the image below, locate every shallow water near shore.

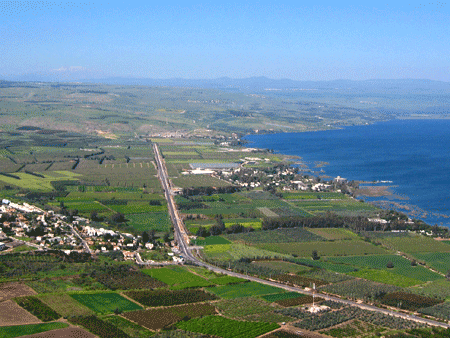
left=245, top=119, right=450, bottom=227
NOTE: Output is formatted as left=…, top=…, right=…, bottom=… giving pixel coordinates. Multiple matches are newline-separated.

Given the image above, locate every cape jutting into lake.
left=245, top=119, right=450, bottom=227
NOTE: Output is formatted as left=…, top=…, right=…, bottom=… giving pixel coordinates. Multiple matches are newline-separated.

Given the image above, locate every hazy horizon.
left=1, top=1, right=449, bottom=82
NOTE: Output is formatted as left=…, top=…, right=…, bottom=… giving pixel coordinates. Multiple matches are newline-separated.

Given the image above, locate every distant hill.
left=2, top=75, right=450, bottom=94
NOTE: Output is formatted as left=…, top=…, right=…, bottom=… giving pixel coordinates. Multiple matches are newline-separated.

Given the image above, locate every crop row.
left=15, top=296, right=60, bottom=322
left=124, top=289, right=217, bottom=307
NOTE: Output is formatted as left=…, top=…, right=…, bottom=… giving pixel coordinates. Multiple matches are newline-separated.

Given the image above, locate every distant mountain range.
left=2, top=75, right=450, bottom=93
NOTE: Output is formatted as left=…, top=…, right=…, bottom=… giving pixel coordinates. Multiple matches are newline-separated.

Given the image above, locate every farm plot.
left=261, top=292, right=304, bottom=302
left=0, top=322, right=69, bottom=338
left=123, top=303, right=217, bottom=331
left=205, top=281, right=285, bottom=299
left=0, top=282, right=37, bottom=301
left=15, top=296, right=61, bottom=321
left=176, top=315, right=280, bottom=338
left=419, top=301, right=450, bottom=320
left=108, top=202, right=167, bottom=214
left=102, top=315, right=155, bottom=338
left=275, top=295, right=318, bottom=307
left=409, top=279, right=450, bottom=300
left=94, top=268, right=167, bottom=290
left=413, top=252, right=450, bottom=274
left=292, top=258, right=360, bottom=274
left=142, top=266, right=213, bottom=289
left=302, top=269, right=355, bottom=283
left=378, top=291, right=442, bottom=311
left=321, top=319, right=386, bottom=338
left=0, top=299, right=41, bottom=326
left=293, top=199, right=377, bottom=213
left=124, top=289, right=217, bottom=307
left=202, top=243, right=289, bottom=261
left=274, top=274, right=327, bottom=288
left=70, top=293, right=143, bottom=314
left=307, top=228, right=359, bottom=240
left=321, top=279, right=401, bottom=300
left=327, top=255, right=442, bottom=283
left=172, top=175, right=231, bottom=188
left=38, top=294, right=95, bottom=317
left=257, top=240, right=388, bottom=257
left=380, top=236, right=450, bottom=253
left=68, top=315, right=129, bottom=338
left=292, top=306, right=424, bottom=331
left=252, top=260, right=311, bottom=274
left=0, top=171, right=81, bottom=191
left=214, top=296, right=292, bottom=323
left=225, top=227, right=325, bottom=244
left=126, top=212, right=171, bottom=232
left=193, top=236, right=231, bottom=246
left=19, top=327, right=97, bottom=338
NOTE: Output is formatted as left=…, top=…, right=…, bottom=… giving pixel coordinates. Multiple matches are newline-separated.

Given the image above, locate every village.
left=0, top=199, right=184, bottom=265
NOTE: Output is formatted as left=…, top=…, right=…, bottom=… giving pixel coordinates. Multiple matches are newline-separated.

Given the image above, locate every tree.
left=111, top=212, right=126, bottom=223
left=142, top=231, right=149, bottom=244
left=196, top=226, right=209, bottom=238
left=209, top=225, right=223, bottom=236
left=163, top=232, right=171, bottom=243
left=411, top=259, right=417, bottom=266
left=387, top=261, right=394, bottom=269
left=312, top=250, right=320, bottom=260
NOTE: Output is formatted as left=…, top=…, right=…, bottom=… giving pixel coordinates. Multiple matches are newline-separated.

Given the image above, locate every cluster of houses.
left=0, top=199, right=183, bottom=264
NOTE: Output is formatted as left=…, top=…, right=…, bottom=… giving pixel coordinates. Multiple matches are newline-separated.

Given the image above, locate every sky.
left=0, top=1, right=449, bottom=81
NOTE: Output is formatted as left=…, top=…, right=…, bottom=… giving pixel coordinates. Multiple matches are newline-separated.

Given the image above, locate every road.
left=152, top=143, right=450, bottom=329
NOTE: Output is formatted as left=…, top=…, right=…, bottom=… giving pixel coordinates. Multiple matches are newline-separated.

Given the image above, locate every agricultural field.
left=14, top=296, right=61, bottom=321
left=251, top=260, right=311, bottom=274
left=307, top=228, right=359, bottom=240
left=142, top=266, right=214, bottom=289
left=205, top=281, right=285, bottom=299
left=327, top=254, right=442, bottom=283
left=214, top=296, right=293, bottom=323
left=0, top=322, right=69, bottom=338
left=321, top=279, right=401, bottom=300
left=0, top=300, right=41, bottom=326
left=175, top=315, right=280, bottom=338
left=409, top=279, right=450, bottom=300
left=256, top=240, right=389, bottom=257
left=172, top=175, right=231, bottom=188
left=38, top=293, right=95, bottom=317
left=412, top=252, right=450, bottom=274
left=380, top=235, right=450, bottom=253
left=68, top=315, right=129, bottom=338
left=102, top=315, right=154, bottom=338
left=124, top=289, right=217, bottom=307
left=202, top=243, right=289, bottom=261
left=0, top=282, right=37, bottom=301
left=321, top=319, right=386, bottom=338
left=122, top=303, right=217, bottom=331
left=225, top=227, right=325, bottom=244
left=126, top=212, right=171, bottom=232
left=70, top=292, right=143, bottom=314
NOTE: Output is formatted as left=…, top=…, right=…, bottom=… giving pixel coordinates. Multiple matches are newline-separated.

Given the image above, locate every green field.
left=381, top=236, right=450, bottom=254
left=0, top=171, right=81, bottom=191
left=412, top=252, right=450, bottom=274
left=307, top=228, right=359, bottom=240
left=0, top=322, right=69, bottom=338
left=205, top=281, right=285, bottom=299
left=349, top=269, right=423, bottom=287
left=70, top=292, right=143, bottom=314
left=176, top=315, right=280, bottom=338
left=142, top=266, right=213, bottom=289
left=126, top=212, right=171, bottom=232
left=257, top=240, right=389, bottom=257
left=327, top=255, right=442, bottom=282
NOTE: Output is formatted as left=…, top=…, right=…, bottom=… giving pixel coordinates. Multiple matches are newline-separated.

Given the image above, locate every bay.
left=245, top=119, right=450, bottom=227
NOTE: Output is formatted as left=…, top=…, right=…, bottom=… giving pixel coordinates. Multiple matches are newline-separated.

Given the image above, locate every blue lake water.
left=245, top=119, right=450, bottom=227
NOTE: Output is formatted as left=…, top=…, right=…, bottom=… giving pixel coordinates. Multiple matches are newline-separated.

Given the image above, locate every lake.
left=245, top=119, right=450, bottom=227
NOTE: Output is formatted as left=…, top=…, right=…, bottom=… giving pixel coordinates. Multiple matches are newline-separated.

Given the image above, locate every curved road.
left=153, top=143, right=450, bottom=329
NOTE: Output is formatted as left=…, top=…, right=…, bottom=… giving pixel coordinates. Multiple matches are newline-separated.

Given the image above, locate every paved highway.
left=152, top=143, right=450, bottom=329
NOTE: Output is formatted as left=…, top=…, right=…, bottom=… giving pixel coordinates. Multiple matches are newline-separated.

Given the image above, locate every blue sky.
left=0, top=1, right=449, bottom=81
